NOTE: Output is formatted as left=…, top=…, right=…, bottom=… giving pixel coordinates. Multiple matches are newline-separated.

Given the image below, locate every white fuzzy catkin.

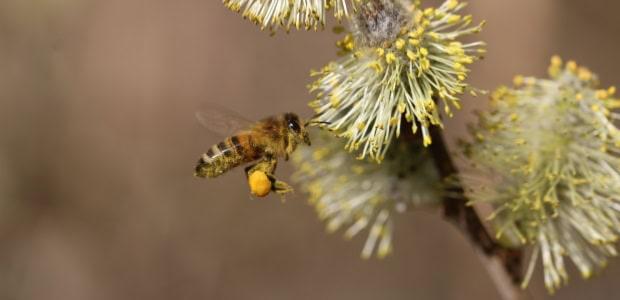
left=464, top=56, right=620, bottom=293
left=309, top=0, right=485, bottom=162
left=292, top=130, right=441, bottom=259
left=223, top=0, right=355, bottom=31
left=352, top=0, right=408, bottom=47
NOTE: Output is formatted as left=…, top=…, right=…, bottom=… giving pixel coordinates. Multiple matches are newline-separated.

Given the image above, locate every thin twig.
left=428, top=125, right=525, bottom=300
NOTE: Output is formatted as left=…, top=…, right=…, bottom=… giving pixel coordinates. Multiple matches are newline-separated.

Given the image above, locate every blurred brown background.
left=1, top=1, right=620, bottom=299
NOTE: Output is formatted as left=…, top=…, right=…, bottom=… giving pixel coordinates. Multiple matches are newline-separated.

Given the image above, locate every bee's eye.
left=288, top=120, right=301, bottom=133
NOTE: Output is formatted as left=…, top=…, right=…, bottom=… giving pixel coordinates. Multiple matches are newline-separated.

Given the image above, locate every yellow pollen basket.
left=248, top=170, right=272, bottom=197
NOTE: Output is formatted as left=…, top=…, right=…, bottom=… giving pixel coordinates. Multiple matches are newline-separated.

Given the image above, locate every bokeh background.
left=1, top=1, right=620, bottom=299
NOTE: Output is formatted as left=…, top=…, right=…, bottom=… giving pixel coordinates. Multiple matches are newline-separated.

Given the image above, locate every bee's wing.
left=195, top=104, right=253, bottom=137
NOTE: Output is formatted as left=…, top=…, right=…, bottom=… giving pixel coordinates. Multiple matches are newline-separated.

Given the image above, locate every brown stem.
left=427, top=125, right=525, bottom=300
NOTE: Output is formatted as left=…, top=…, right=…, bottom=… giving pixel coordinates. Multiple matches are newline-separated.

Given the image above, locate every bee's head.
left=284, top=113, right=311, bottom=146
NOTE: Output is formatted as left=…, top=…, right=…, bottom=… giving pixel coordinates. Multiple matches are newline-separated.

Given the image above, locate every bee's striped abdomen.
left=195, top=134, right=260, bottom=178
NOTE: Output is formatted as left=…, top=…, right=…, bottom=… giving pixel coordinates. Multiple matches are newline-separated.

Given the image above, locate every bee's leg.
left=244, top=151, right=277, bottom=177
left=260, top=155, right=291, bottom=193
left=245, top=152, right=293, bottom=198
left=265, top=173, right=294, bottom=198
left=284, top=136, right=296, bottom=161
left=244, top=163, right=257, bottom=178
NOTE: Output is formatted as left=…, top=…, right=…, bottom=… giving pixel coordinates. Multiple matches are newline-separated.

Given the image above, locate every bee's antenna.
left=305, top=120, right=331, bottom=127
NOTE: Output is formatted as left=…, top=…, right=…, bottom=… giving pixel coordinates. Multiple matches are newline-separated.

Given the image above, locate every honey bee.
left=194, top=107, right=319, bottom=196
